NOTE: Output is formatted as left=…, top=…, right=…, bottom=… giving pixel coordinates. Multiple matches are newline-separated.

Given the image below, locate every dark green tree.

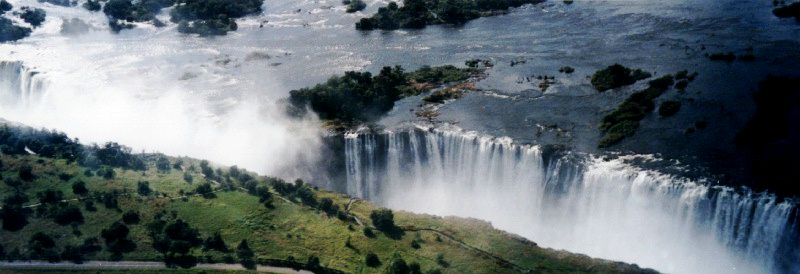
left=72, top=180, right=89, bottom=196
left=122, top=210, right=140, bottom=225
left=236, top=239, right=255, bottom=269
left=365, top=252, right=381, bottom=267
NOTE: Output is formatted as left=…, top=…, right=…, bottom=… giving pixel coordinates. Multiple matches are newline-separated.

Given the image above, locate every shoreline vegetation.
left=355, top=0, right=545, bottom=31
left=0, top=1, right=39, bottom=43
left=0, top=121, right=657, bottom=274
left=597, top=68, right=697, bottom=148
left=288, top=61, right=488, bottom=131
left=99, top=0, right=263, bottom=35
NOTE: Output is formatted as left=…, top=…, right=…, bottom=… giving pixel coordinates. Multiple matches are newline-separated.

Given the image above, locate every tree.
left=122, top=210, right=140, bottom=225
left=103, top=0, right=134, bottom=21
left=29, top=232, right=58, bottom=261
left=203, top=232, right=228, bottom=252
left=254, top=185, right=273, bottom=208
left=99, top=166, right=116, bottom=179
left=195, top=182, right=215, bottom=198
left=1, top=204, right=30, bottom=231
left=156, top=156, right=171, bottom=172
left=365, top=252, right=381, bottom=267
left=2, top=191, right=31, bottom=231
left=37, top=190, right=64, bottom=204
left=18, top=164, right=34, bottom=181
left=53, top=205, right=84, bottom=225
left=236, top=239, right=255, bottom=269
left=72, top=180, right=89, bottom=196
left=386, top=257, right=410, bottom=274
left=19, top=7, right=45, bottom=26
left=0, top=17, right=31, bottom=43
left=370, top=209, right=396, bottom=232
left=346, top=0, right=367, bottom=13
left=318, top=197, right=339, bottom=216
left=0, top=1, right=11, bottom=13
left=83, top=0, right=101, bottom=11
left=137, top=181, right=152, bottom=196
left=20, top=7, right=46, bottom=28
left=101, top=222, right=137, bottom=258
left=306, top=256, right=321, bottom=271
left=4, top=178, right=21, bottom=189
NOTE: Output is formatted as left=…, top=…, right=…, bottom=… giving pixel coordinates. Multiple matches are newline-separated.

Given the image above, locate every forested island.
left=288, top=63, right=482, bottom=125
left=355, top=0, right=545, bottom=30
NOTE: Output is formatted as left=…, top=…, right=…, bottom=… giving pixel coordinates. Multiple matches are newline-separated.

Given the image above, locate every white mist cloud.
left=0, top=15, right=324, bottom=179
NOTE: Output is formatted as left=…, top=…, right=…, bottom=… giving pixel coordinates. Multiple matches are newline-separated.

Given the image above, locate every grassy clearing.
left=1, top=150, right=654, bottom=273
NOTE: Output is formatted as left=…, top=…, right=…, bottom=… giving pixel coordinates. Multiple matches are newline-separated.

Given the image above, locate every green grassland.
left=0, top=134, right=655, bottom=273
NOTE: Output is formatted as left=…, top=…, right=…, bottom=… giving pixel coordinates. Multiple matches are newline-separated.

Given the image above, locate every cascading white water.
left=344, top=126, right=799, bottom=274
left=0, top=61, right=50, bottom=109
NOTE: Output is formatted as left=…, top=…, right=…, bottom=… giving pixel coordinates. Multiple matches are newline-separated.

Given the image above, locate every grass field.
left=0, top=151, right=654, bottom=274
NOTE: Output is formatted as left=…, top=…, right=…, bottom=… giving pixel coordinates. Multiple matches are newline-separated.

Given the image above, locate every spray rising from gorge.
left=343, top=125, right=799, bottom=274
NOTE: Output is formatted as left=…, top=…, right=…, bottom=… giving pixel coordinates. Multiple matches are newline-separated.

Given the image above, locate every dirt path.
left=0, top=260, right=314, bottom=273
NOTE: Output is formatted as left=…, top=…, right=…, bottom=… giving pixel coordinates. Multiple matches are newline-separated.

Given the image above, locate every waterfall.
left=344, top=126, right=799, bottom=274
left=0, top=61, right=50, bottom=109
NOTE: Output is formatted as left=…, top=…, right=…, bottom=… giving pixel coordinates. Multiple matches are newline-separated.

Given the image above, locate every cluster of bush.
left=1, top=125, right=147, bottom=172
left=289, top=66, right=409, bottom=122
left=101, top=0, right=173, bottom=31
left=289, top=65, right=473, bottom=122
left=344, top=0, right=367, bottom=13
left=356, top=0, right=544, bottom=30
left=20, top=7, right=47, bottom=27
left=598, top=74, right=676, bottom=147
left=590, top=64, right=651, bottom=92
left=170, top=0, right=262, bottom=35
left=0, top=232, right=103, bottom=263
left=706, top=52, right=756, bottom=62
left=0, top=1, right=33, bottom=43
left=95, top=0, right=262, bottom=35
left=773, top=2, right=800, bottom=20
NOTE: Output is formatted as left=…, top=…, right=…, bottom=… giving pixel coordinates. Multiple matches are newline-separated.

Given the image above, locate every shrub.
left=591, top=64, right=651, bottom=92
left=435, top=253, right=449, bottom=268
left=72, top=180, right=89, bottom=195
left=18, top=164, right=34, bottom=181
left=52, top=205, right=84, bottom=225
left=559, top=66, right=575, bottom=74
left=99, top=166, right=115, bottom=179
left=363, top=227, right=376, bottom=238
left=370, top=209, right=396, bottom=232
left=102, top=221, right=137, bottom=258
left=122, top=210, right=140, bottom=224
left=365, top=252, right=381, bottom=267
left=0, top=0, right=11, bottom=12
left=37, top=190, right=64, bottom=204
left=195, top=182, right=215, bottom=198
left=599, top=74, right=675, bottom=147
left=773, top=2, right=800, bottom=19
left=20, top=7, right=47, bottom=27
left=236, top=240, right=255, bottom=269
left=674, top=80, right=689, bottom=90
left=658, top=101, right=681, bottom=117
left=708, top=52, right=735, bottom=62
left=156, top=156, right=170, bottom=171
left=137, top=181, right=152, bottom=196
left=346, top=0, right=367, bottom=13
left=83, top=0, right=101, bottom=12
left=387, top=257, right=410, bottom=274
left=203, top=232, right=228, bottom=252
